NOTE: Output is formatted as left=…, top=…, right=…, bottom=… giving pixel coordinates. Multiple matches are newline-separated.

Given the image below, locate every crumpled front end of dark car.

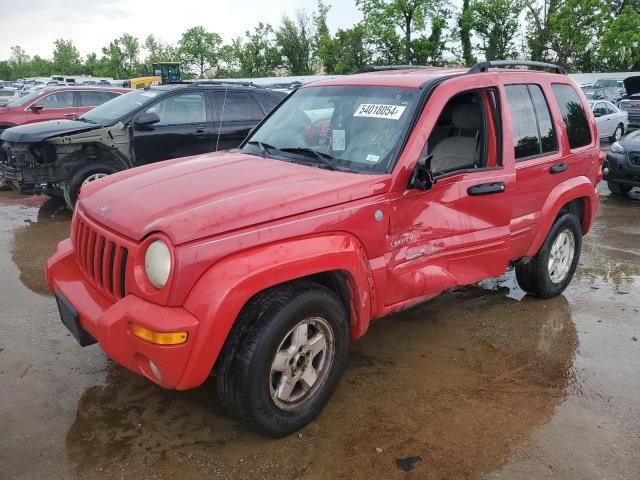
left=0, top=141, right=59, bottom=194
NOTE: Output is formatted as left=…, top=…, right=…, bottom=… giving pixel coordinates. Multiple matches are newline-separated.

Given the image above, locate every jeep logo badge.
left=99, top=205, right=111, bottom=215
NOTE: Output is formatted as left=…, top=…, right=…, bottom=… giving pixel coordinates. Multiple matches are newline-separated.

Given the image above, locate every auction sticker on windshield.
left=354, top=104, right=406, bottom=120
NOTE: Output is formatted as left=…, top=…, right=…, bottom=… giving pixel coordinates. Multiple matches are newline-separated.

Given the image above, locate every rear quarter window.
left=551, top=84, right=592, bottom=149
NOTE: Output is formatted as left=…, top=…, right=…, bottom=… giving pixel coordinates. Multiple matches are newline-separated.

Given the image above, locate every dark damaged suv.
left=0, top=83, right=286, bottom=208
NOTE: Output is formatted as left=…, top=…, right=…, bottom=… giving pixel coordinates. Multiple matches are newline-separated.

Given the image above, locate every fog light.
left=130, top=324, right=188, bottom=345
left=604, top=167, right=610, bottom=175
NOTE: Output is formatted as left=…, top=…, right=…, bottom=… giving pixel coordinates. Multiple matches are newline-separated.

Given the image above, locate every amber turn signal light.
left=130, top=324, right=188, bottom=345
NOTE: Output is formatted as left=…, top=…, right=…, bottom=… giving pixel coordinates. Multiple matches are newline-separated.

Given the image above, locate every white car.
left=0, top=88, right=19, bottom=107
left=590, top=100, right=628, bottom=143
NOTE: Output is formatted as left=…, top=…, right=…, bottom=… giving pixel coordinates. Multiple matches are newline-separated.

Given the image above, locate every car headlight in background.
left=145, top=239, right=172, bottom=289
left=611, top=142, right=625, bottom=154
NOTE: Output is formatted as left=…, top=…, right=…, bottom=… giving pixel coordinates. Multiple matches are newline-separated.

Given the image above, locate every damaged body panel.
left=0, top=121, right=130, bottom=195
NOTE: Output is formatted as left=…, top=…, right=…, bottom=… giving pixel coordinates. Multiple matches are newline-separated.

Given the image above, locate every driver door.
left=385, top=85, right=515, bottom=307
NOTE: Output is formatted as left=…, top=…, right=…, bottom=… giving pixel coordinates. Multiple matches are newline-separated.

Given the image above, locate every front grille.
left=74, top=217, right=129, bottom=299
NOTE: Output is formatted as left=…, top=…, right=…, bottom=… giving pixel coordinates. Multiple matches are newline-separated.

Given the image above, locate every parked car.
left=45, top=60, right=601, bottom=437
left=590, top=100, right=628, bottom=142
left=0, top=86, right=130, bottom=136
left=619, top=75, right=640, bottom=127
left=604, top=129, right=640, bottom=195
left=581, top=86, right=622, bottom=104
left=1, top=83, right=286, bottom=206
left=593, top=78, right=624, bottom=91
left=0, top=87, right=20, bottom=107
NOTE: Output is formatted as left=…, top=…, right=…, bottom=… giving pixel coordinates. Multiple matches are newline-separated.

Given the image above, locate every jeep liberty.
left=46, top=61, right=602, bottom=437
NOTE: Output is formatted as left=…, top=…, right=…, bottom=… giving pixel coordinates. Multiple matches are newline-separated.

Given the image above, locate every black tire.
left=216, top=282, right=349, bottom=437
left=63, top=163, right=120, bottom=209
left=516, top=213, right=582, bottom=299
left=607, top=181, right=632, bottom=196
left=609, top=124, right=624, bottom=143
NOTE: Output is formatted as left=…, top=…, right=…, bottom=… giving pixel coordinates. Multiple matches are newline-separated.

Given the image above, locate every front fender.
left=177, top=233, right=373, bottom=390
left=525, top=176, right=598, bottom=257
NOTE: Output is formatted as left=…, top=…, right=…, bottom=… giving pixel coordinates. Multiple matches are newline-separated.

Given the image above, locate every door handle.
left=550, top=163, right=568, bottom=174
left=467, top=182, right=506, bottom=196
left=63, top=113, right=75, bottom=117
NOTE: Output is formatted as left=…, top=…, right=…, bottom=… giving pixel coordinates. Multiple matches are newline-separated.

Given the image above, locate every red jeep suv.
left=0, top=86, right=130, bottom=134
left=46, top=61, right=602, bottom=437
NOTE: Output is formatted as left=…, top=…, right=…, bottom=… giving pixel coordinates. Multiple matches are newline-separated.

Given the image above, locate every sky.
left=0, top=0, right=363, bottom=60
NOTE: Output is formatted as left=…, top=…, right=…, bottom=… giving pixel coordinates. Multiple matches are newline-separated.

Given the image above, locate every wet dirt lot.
left=1, top=180, right=639, bottom=479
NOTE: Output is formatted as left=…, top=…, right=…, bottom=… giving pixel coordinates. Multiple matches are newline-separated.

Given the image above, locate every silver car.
left=590, top=100, right=628, bottom=143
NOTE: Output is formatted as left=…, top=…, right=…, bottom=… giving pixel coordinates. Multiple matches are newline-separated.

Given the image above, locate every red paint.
left=46, top=68, right=600, bottom=390
left=0, top=86, right=130, bottom=128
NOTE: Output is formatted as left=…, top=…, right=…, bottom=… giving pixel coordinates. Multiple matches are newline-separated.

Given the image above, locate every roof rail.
left=189, top=80, right=264, bottom=88
left=355, top=65, right=431, bottom=74
left=468, top=60, right=567, bottom=75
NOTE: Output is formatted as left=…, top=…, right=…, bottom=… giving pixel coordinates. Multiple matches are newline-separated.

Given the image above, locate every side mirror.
left=134, top=112, right=160, bottom=128
left=409, top=154, right=435, bottom=191
left=30, top=103, right=43, bottom=112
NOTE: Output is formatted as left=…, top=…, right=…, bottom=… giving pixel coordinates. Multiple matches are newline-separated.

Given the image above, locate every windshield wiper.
left=76, top=117, right=96, bottom=124
left=246, top=140, right=277, bottom=157
left=278, top=147, right=337, bottom=171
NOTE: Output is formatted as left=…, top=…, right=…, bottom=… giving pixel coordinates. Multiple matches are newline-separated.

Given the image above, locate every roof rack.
left=468, top=60, right=566, bottom=75
left=355, top=65, right=431, bottom=74
left=189, top=80, right=265, bottom=88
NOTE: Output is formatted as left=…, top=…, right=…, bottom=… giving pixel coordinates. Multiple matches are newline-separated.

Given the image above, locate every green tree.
left=471, top=0, right=524, bottom=60
left=599, top=5, right=640, bottom=71
left=52, top=39, right=82, bottom=74
left=524, top=0, right=560, bottom=62
left=458, top=0, right=476, bottom=66
left=178, top=26, right=223, bottom=78
left=0, top=61, right=13, bottom=80
left=9, top=46, right=30, bottom=78
left=118, top=33, right=141, bottom=73
left=29, top=55, right=53, bottom=77
left=357, top=0, right=446, bottom=64
left=144, top=35, right=178, bottom=65
left=313, top=0, right=336, bottom=73
left=413, top=16, right=447, bottom=65
left=276, top=11, right=313, bottom=75
left=332, top=25, right=372, bottom=73
left=235, top=23, right=282, bottom=77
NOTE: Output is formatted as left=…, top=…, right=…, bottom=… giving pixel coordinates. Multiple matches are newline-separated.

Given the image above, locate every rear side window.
left=254, top=93, right=281, bottom=115
left=213, top=91, right=263, bottom=122
left=78, top=90, right=119, bottom=107
left=39, top=91, right=74, bottom=109
left=505, top=84, right=556, bottom=160
left=551, top=84, right=592, bottom=149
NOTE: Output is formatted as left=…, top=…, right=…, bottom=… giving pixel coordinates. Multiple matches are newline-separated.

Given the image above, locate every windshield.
left=594, top=79, right=620, bottom=88
left=242, top=85, right=420, bottom=173
left=80, top=89, right=158, bottom=124
left=6, top=90, right=42, bottom=107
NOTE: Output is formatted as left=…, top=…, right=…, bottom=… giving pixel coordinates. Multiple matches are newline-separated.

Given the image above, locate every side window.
left=423, top=89, right=501, bottom=176
left=38, top=92, right=74, bottom=109
left=551, top=84, right=592, bottom=149
left=144, top=92, right=206, bottom=126
left=78, top=91, right=119, bottom=107
left=606, top=103, right=617, bottom=115
left=505, top=84, right=557, bottom=161
left=254, top=93, right=281, bottom=115
left=593, top=102, right=607, bottom=118
left=214, top=91, right=263, bottom=122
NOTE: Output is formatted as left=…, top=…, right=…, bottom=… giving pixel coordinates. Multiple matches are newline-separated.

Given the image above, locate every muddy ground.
left=1, top=178, right=639, bottom=479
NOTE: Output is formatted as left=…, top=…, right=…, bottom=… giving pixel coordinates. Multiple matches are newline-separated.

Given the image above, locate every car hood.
left=623, top=76, right=640, bottom=96
left=80, top=150, right=390, bottom=245
left=621, top=129, right=640, bottom=146
left=0, top=119, right=100, bottom=142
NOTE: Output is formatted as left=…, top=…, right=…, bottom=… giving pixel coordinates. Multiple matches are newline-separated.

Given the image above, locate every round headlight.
left=611, top=141, right=625, bottom=154
left=145, top=240, right=171, bottom=289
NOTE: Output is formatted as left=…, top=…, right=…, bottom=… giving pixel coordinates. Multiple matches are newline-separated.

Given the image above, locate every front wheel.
left=609, top=124, right=624, bottom=143
left=607, top=181, right=633, bottom=196
left=216, top=283, right=349, bottom=437
left=63, top=163, right=119, bottom=209
left=516, top=213, right=582, bottom=299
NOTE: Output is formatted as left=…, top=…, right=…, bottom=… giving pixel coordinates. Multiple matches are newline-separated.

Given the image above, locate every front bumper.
left=604, top=151, right=640, bottom=186
left=45, top=238, right=200, bottom=389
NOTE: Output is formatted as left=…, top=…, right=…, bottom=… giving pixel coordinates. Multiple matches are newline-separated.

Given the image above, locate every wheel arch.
left=177, top=233, right=374, bottom=390
left=525, top=176, right=597, bottom=258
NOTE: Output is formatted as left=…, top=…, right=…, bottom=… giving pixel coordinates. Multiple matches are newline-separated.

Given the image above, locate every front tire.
left=609, top=124, right=624, bottom=143
left=216, top=283, right=349, bottom=437
left=516, top=213, right=582, bottom=299
left=63, top=163, right=119, bottom=209
left=607, top=181, right=632, bottom=196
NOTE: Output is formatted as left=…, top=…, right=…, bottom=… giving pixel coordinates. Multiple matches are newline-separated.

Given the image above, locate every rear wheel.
left=63, top=163, right=119, bottom=209
left=516, top=213, right=582, bottom=299
left=609, top=124, right=624, bottom=143
left=216, top=282, right=349, bottom=437
left=607, top=181, right=633, bottom=196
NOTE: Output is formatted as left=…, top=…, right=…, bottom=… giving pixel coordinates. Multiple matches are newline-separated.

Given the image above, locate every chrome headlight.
left=610, top=141, right=625, bottom=154
left=145, top=240, right=172, bottom=289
